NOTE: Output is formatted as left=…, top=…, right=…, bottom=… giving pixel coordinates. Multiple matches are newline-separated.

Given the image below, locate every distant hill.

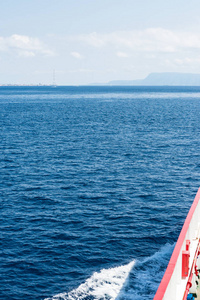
left=106, top=72, right=200, bottom=86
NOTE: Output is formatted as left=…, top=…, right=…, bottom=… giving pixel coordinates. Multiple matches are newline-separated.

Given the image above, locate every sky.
left=1, top=0, right=200, bottom=85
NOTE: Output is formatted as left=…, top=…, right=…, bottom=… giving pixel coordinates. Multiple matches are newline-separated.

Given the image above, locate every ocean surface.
left=1, top=86, right=200, bottom=300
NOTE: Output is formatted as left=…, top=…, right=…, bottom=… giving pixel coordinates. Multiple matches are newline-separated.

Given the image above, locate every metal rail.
left=182, top=239, right=200, bottom=300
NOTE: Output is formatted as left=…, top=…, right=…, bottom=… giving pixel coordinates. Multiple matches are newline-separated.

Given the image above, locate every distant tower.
left=52, top=69, right=56, bottom=87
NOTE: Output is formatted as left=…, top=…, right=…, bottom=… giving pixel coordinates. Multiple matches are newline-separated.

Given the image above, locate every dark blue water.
left=0, top=86, right=200, bottom=300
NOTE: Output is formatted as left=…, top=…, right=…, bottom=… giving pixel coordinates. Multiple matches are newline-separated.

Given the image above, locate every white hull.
left=154, top=188, right=200, bottom=300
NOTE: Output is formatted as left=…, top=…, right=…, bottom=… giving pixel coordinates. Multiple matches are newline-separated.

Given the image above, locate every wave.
left=45, top=261, right=135, bottom=300
left=45, top=243, right=174, bottom=300
left=116, top=243, right=175, bottom=300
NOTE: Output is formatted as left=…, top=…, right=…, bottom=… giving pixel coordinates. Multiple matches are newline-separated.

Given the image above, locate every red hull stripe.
left=153, top=188, right=200, bottom=300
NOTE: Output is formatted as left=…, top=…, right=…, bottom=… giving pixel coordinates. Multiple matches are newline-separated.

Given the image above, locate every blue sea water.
left=0, top=86, right=200, bottom=300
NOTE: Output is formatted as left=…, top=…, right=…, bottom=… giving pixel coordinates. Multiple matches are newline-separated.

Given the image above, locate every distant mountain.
left=106, top=72, right=200, bottom=86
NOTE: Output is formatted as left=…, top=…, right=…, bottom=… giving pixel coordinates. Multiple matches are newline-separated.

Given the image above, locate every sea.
left=1, top=86, right=200, bottom=300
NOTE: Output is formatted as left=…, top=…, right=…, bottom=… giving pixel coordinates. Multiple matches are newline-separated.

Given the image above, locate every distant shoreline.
left=2, top=72, right=200, bottom=87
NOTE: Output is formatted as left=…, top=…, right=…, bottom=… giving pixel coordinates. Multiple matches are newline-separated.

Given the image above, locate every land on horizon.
left=95, top=72, right=200, bottom=86
left=2, top=72, right=200, bottom=87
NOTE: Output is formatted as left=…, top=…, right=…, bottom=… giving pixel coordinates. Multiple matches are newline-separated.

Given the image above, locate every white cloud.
left=0, top=34, right=54, bottom=57
left=174, top=57, right=200, bottom=65
left=116, top=51, right=129, bottom=58
left=73, top=28, right=200, bottom=54
left=68, top=68, right=93, bottom=73
left=70, top=51, right=83, bottom=59
left=77, top=32, right=106, bottom=47
left=19, top=50, right=36, bottom=57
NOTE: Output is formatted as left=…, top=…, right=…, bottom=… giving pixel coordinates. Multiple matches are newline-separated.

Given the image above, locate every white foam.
left=45, top=243, right=175, bottom=300
left=45, top=261, right=135, bottom=300
left=116, top=243, right=175, bottom=300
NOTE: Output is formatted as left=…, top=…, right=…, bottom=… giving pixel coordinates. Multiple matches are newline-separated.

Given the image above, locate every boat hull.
left=154, top=188, right=200, bottom=300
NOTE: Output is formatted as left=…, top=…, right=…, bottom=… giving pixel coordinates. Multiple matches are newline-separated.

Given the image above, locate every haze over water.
left=1, top=86, right=200, bottom=299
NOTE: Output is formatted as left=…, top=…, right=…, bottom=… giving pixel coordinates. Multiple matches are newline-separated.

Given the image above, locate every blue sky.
left=1, top=0, right=200, bottom=85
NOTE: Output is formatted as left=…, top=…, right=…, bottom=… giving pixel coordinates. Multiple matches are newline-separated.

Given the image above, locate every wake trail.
left=45, top=243, right=174, bottom=300
left=45, top=261, right=135, bottom=300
